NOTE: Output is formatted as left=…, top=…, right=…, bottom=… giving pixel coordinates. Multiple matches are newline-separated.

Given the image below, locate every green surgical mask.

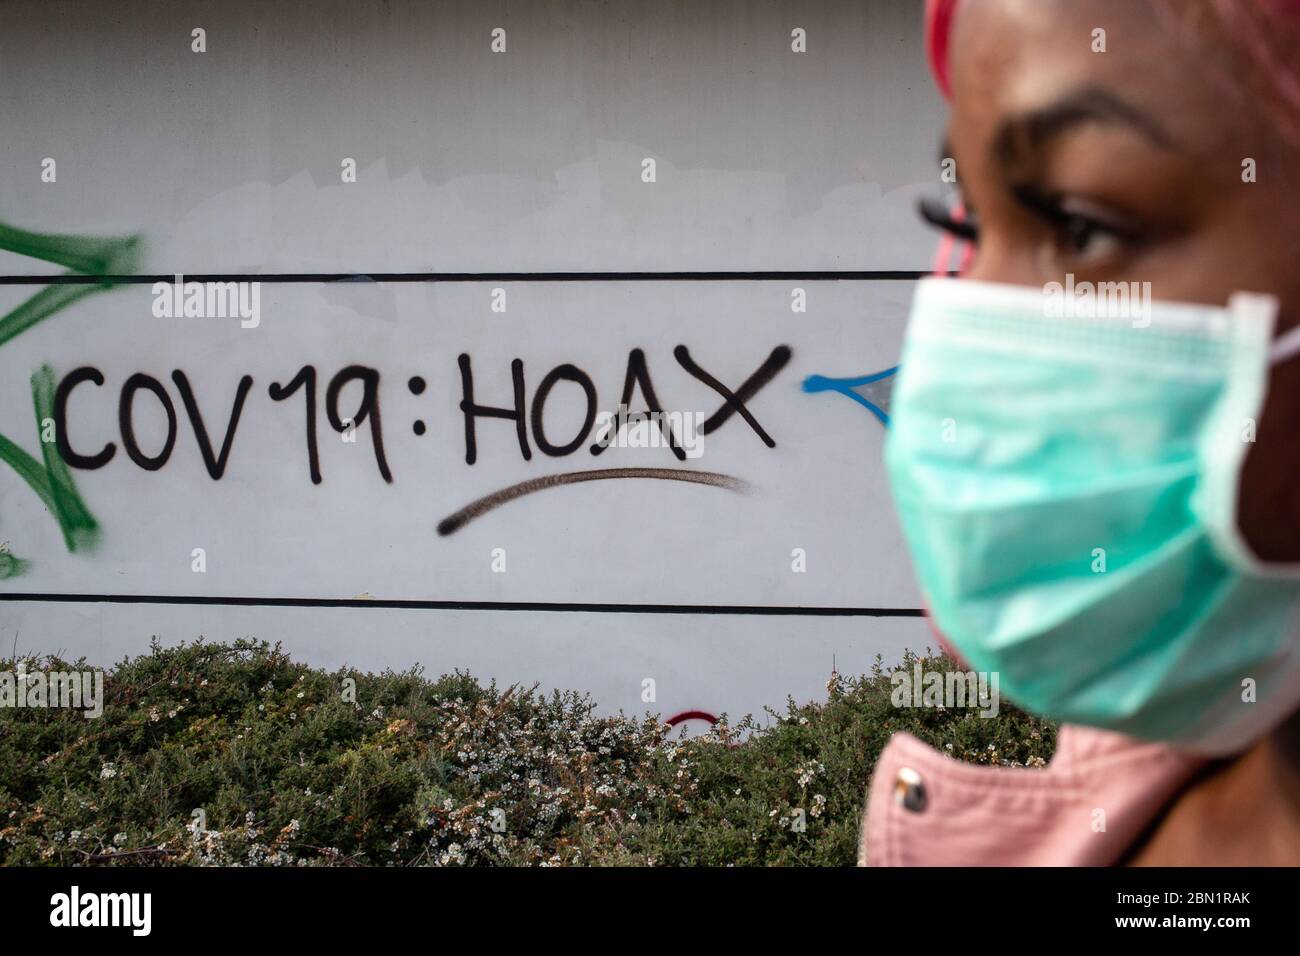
left=886, top=277, right=1300, bottom=755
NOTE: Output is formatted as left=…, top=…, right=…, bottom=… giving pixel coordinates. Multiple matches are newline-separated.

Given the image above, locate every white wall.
left=0, top=0, right=947, bottom=723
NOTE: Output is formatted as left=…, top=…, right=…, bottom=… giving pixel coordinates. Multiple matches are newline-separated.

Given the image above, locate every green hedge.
left=0, top=639, right=1056, bottom=866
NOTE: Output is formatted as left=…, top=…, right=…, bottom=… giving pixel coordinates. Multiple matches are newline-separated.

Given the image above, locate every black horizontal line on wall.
left=0, top=592, right=925, bottom=617
left=0, top=270, right=938, bottom=286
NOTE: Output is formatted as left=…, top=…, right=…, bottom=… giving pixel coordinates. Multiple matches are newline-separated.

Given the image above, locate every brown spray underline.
left=436, top=467, right=750, bottom=536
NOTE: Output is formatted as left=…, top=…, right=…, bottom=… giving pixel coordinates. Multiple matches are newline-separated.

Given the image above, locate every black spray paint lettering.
left=325, top=365, right=392, bottom=483
left=267, top=365, right=321, bottom=484
left=53, top=365, right=392, bottom=483
left=457, top=345, right=793, bottom=465
left=47, top=346, right=791, bottom=505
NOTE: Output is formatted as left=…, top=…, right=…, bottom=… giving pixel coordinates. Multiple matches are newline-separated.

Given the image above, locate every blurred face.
left=943, top=0, right=1300, bottom=560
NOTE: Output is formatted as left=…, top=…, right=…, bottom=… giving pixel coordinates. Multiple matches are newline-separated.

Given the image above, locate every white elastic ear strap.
left=1271, top=325, right=1300, bottom=365
left=1201, top=292, right=1291, bottom=579
left=1240, top=292, right=1300, bottom=364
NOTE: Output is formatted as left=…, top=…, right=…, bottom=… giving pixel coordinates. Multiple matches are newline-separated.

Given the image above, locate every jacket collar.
left=859, top=725, right=1206, bottom=866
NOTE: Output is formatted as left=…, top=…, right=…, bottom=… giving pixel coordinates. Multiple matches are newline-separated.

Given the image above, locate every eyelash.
left=917, top=191, right=1143, bottom=257
left=1010, top=186, right=1142, bottom=256
left=917, top=196, right=979, bottom=242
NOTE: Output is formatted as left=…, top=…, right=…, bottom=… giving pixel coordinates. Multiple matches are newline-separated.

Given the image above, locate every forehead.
left=947, top=0, right=1236, bottom=152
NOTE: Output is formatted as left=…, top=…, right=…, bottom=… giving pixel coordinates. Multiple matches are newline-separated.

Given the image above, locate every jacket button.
left=893, top=767, right=926, bottom=813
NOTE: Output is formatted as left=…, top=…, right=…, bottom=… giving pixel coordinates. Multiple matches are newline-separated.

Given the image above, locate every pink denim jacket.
left=859, top=724, right=1207, bottom=866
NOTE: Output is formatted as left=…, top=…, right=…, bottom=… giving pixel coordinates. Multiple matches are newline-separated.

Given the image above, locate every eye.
left=1012, top=186, right=1142, bottom=263
left=1056, top=209, right=1126, bottom=259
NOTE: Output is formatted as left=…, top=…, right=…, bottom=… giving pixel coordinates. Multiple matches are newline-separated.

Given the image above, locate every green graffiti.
left=0, top=550, right=31, bottom=579
left=0, top=221, right=141, bottom=559
left=0, top=224, right=141, bottom=348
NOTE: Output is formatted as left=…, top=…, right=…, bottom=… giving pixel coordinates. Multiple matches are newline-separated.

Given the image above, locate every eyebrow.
left=992, top=86, right=1177, bottom=165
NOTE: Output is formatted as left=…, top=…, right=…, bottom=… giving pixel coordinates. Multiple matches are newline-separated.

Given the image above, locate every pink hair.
left=923, top=0, right=959, bottom=100
left=1185, top=0, right=1300, bottom=145
left=924, top=0, right=1300, bottom=133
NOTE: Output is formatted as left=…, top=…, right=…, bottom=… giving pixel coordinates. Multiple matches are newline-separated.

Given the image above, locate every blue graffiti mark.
left=801, top=366, right=898, bottom=426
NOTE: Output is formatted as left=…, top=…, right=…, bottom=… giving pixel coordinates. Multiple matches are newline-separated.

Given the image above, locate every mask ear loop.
left=1229, top=291, right=1294, bottom=364
left=1212, top=291, right=1300, bottom=579
left=1269, top=318, right=1300, bottom=365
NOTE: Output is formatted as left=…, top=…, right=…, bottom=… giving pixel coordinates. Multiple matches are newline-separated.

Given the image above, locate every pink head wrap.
left=924, top=0, right=959, bottom=101
left=924, top=0, right=1300, bottom=111
left=924, top=0, right=969, bottom=274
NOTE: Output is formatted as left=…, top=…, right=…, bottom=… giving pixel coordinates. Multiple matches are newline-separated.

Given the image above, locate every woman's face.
left=945, top=0, right=1300, bottom=560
